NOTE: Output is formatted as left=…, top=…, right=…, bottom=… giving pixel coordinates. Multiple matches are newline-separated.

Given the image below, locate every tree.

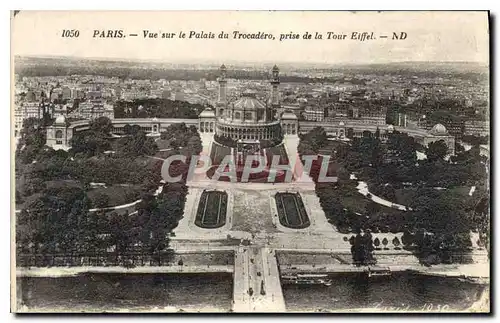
left=351, top=232, right=375, bottom=266
left=186, top=135, right=203, bottom=156
left=90, top=116, right=113, bottom=134
left=407, top=188, right=474, bottom=264
left=365, top=201, right=381, bottom=216
left=93, top=194, right=110, bottom=209
left=401, top=230, right=414, bottom=248
left=409, top=188, right=471, bottom=235
left=426, top=140, right=449, bottom=162
left=393, top=237, right=401, bottom=249
left=362, top=232, right=375, bottom=264
left=20, top=173, right=46, bottom=196
left=455, top=142, right=465, bottom=155
left=337, top=167, right=350, bottom=181
left=69, top=130, right=111, bottom=157
left=17, top=185, right=91, bottom=262
left=386, top=132, right=417, bottom=167
left=108, top=211, right=132, bottom=264
left=116, top=130, right=158, bottom=157
left=298, top=127, right=328, bottom=154
left=382, top=237, right=389, bottom=249
left=16, top=117, right=47, bottom=164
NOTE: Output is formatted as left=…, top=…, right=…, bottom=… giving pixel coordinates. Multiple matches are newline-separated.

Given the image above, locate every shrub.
left=382, top=238, right=389, bottom=249
left=393, top=237, right=401, bottom=249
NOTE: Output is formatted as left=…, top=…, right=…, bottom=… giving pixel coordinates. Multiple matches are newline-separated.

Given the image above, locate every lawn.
left=15, top=180, right=83, bottom=210
left=154, top=150, right=176, bottom=159
left=334, top=183, right=369, bottom=214
left=87, top=184, right=143, bottom=208
left=275, top=192, right=310, bottom=229
left=155, top=138, right=172, bottom=150
left=321, top=181, right=407, bottom=232
left=16, top=180, right=143, bottom=211
left=195, top=190, right=228, bottom=229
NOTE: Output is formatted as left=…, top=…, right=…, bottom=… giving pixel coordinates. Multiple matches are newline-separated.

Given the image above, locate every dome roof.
left=55, top=115, right=66, bottom=124
left=199, top=108, right=215, bottom=118
left=281, top=111, right=297, bottom=120
left=429, top=123, right=448, bottom=136
left=272, top=65, right=279, bottom=72
left=233, top=97, right=266, bottom=110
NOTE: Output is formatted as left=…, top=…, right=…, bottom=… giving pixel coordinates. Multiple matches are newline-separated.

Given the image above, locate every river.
left=282, top=272, right=487, bottom=312
left=16, top=273, right=234, bottom=312
left=16, top=272, right=486, bottom=312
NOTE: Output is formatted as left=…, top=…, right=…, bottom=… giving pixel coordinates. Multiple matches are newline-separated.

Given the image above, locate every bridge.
left=233, top=246, right=286, bottom=312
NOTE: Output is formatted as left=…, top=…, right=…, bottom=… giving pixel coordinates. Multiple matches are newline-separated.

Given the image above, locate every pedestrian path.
left=356, top=181, right=409, bottom=211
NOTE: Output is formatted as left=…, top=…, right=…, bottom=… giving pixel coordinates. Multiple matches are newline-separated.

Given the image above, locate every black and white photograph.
left=10, top=10, right=490, bottom=313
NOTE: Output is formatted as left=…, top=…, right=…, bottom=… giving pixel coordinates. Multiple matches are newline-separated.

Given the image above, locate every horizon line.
left=14, top=54, right=489, bottom=67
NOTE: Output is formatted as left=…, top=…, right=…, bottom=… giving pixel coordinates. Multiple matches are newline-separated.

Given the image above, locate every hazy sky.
left=12, top=11, right=489, bottom=64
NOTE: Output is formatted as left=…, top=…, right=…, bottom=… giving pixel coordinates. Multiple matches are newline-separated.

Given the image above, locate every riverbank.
left=16, top=265, right=234, bottom=277
left=279, top=263, right=489, bottom=281
left=16, top=261, right=489, bottom=282
left=277, top=250, right=489, bottom=280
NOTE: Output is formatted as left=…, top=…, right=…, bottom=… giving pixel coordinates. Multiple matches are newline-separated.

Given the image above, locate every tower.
left=270, top=65, right=280, bottom=119
left=216, top=64, right=227, bottom=118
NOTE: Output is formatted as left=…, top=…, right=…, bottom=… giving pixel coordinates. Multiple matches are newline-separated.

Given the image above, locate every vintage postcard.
left=11, top=11, right=490, bottom=313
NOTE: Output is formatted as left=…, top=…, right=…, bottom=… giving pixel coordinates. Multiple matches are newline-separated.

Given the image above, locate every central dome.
left=199, top=108, right=216, bottom=118
left=232, top=96, right=266, bottom=111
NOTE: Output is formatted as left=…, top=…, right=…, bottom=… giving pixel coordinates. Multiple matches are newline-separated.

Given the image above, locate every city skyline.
left=15, top=54, right=490, bottom=67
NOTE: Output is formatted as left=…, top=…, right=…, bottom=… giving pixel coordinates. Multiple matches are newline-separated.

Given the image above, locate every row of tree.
left=16, top=184, right=187, bottom=267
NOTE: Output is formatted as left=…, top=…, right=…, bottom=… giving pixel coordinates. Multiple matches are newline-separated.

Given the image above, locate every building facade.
left=422, top=123, right=456, bottom=155
left=199, top=65, right=297, bottom=141
left=464, top=120, right=489, bottom=137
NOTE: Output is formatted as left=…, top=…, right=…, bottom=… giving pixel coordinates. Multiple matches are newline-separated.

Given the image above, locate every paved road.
left=233, top=246, right=286, bottom=312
